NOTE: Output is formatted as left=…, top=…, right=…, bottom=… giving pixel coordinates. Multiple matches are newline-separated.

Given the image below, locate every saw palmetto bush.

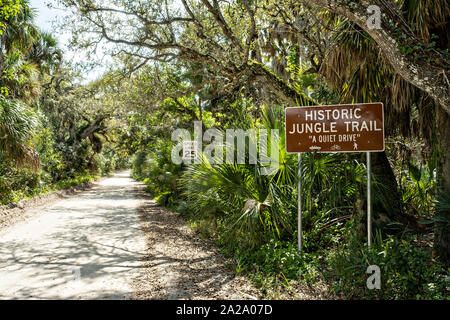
left=180, top=105, right=368, bottom=250
left=180, top=106, right=296, bottom=247
left=181, top=157, right=295, bottom=248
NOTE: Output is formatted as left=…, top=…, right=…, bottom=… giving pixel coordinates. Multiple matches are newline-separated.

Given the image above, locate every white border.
left=284, top=102, right=385, bottom=154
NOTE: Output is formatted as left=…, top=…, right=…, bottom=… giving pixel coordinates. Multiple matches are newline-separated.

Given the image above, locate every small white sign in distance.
left=182, top=141, right=199, bottom=160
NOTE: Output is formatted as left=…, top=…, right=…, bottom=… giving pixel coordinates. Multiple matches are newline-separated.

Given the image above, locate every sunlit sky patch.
left=30, top=0, right=107, bottom=82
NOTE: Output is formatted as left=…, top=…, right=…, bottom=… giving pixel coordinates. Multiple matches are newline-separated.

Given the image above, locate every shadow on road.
left=0, top=172, right=146, bottom=299
left=132, top=192, right=258, bottom=300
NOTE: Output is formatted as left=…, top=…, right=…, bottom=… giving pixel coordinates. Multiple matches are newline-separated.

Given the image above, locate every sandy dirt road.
left=0, top=171, right=261, bottom=300
left=0, top=171, right=146, bottom=299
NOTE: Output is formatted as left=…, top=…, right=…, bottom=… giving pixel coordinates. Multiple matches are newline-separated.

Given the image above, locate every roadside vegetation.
left=0, top=1, right=130, bottom=206
left=131, top=103, right=448, bottom=299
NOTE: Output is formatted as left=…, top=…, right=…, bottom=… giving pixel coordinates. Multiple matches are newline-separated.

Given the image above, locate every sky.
left=29, top=0, right=106, bottom=82
left=30, top=0, right=70, bottom=48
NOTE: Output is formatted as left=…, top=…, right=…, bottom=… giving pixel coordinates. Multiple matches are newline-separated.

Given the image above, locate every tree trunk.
left=198, top=96, right=203, bottom=122
left=434, top=106, right=450, bottom=263
left=356, top=151, right=421, bottom=239
left=370, top=152, right=409, bottom=228
left=372, top=152, right=403, bottom=216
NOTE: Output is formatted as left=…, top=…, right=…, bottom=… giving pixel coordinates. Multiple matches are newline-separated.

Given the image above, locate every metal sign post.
left=367, top=152, right=372, bottom=249
left=285, top=103, right=384, bottom=252
left=298, top=153, right=302, bottom=253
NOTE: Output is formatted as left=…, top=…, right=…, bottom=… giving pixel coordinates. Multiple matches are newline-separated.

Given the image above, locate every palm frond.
left=0, top=97, right=40, bottom=169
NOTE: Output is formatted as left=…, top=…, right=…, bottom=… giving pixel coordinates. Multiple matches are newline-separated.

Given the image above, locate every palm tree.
left=0, top=0, right=38, bottom=55
left=0, top=0, right=41, bottom=100
left=27, top=31, right=62, bottom=74
left=0, top=97, right=40, bottom=169
left=1, top=49, right=40, bottom=100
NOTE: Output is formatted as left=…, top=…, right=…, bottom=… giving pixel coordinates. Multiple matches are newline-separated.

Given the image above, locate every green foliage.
left=99, top=145, right=130, bottom=175
left=54, top=171, right=98, bottom=190
left=0, top=0, right=123, bottom=206
left=125, top=85, right=444, bottom=299
left=0, top=110, right=115, bottom=205
left=328, top=233, right=448, bottom=299
left=403, top=161, right=435, bottom=215
left=0, top=0, right=21, bottom=34
left=0, top=157, right=98, bottom=205
left=219, top=96, right=257, bottom=129
left=32, top=126, right=63, bottom=182
left=132, top=139, right=183, bottom=209
left=248, top=240, right=303, bottom=279
left=0, top=97, right=40, bottom=168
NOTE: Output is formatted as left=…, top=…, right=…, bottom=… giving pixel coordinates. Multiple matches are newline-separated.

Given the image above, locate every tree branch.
left=302, top=0, right=450, bottom=113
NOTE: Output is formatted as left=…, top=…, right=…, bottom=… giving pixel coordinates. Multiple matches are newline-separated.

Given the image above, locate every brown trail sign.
left=285, top=103, right=384, bottom=153
left=285, top=103, right=384, bottom=253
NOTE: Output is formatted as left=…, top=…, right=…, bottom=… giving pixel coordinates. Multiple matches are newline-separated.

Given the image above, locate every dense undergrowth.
left=0, top=101, right=130, bottom=206
left=132, top=104, right=449, bottom=300
left=0, top=166, right=98, bottom=205
left=0, top=153, right=128, bottom=206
